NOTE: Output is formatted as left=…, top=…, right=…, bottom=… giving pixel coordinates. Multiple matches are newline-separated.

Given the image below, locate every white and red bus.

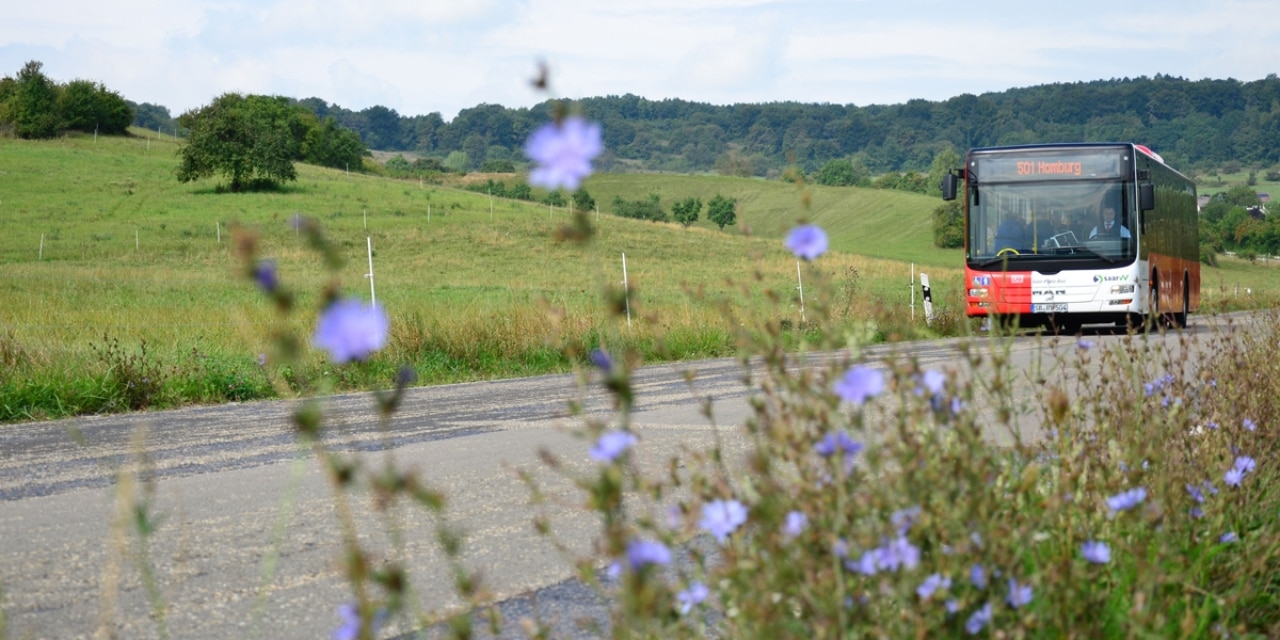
left=941, top=143, right=1199, bottom=332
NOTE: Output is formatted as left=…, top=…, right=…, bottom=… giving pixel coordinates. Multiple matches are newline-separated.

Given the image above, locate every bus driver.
left=1089, top=207, right=1130, bottom=239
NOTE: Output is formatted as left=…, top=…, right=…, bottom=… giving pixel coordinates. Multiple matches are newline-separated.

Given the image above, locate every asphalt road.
left=0, top=316, right=1243, bottom=639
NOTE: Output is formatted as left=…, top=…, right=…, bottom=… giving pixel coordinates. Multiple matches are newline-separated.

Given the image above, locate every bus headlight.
left=968, top=288, right=989, bottom=298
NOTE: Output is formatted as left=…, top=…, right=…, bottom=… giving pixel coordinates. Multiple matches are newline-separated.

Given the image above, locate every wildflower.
left=313, top=299, right=389, bottom=363
left=676, top=581, right=709, bottom=615
left=1220, top=531, right=1238, bottom=543
left=1106, top=487, right=1147, bottom=513
left=945, top=599, right=960, bottom=614
left=626, top=539, right=671, bottom=570
left=1243, top=418, right=1257, bottom=431
left=1207, top=421, right=1219, bottom=430
left=1081, top=540, right=1111, bottom=564
left=1234, top=456, right=1257, bottom=474
left=590, top=348, right=613, bottom=372
left=965, top=602, right=993, bottom=635
left=969, top=564, right=988, bottom=589
left=782, top=511, right=808, bottom=539
left=253, top=259, right=278, bottom=293
left=815, top=431, right=863, bottom=458
left=1077, top=338, right=1094, bottom=349
left=524, top=116, right=603, bottom=191
left=1224, top=467, right=1245, bottom=487
left=257, top=353, right=267, bottom=367
left=851, top=550, right=878, bottom=576
left=332, top=603, right=385, bottom=640
left=891, top=506, right=923, bottom=534
left=876, top=534, right=921, bottom=571
left=785, top=224, right=829, bottom=260
left=1189, top=506, right=1205, bottom=519
left=1006, top=577, right=1033, bottom=608
left=590, top=431, right=637, bottom=462
left=700, top=499, right=748, bottom=543
left=833, top=365, right=884, bottom=405
left=917, top=369, right=946, bottom=396
left=916, top=573, right=952, bottom=600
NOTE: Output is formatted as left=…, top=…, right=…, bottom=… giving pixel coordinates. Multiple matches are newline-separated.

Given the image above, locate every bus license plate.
left=1033, top=303, right=1068, bottom=313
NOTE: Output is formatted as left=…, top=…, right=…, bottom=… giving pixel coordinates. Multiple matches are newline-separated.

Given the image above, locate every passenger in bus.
left=1088, top=207, right=1130, bottom=239
left=994, top=211, right=1029, bottom=252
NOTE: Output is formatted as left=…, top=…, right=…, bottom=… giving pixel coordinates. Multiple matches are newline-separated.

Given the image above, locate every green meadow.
left=0, top=130, right=1273, bottom=422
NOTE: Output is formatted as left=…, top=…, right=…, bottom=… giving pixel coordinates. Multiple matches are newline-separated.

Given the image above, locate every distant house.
left=1258, top=192, right=1271, bottom=203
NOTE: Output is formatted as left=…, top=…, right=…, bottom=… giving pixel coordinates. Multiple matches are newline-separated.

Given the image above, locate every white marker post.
left=921, top=273, right=935, bottom=326
left=910, top=263, right=916, bottom=322
left=216, top=221, right=221, bottom=243
left=622, top=253, right=632, bottom=330
left=365, top=237, right=377, bottom=307
left=796, top=261, right=806, bottom=325
left=39, top=233, right=44, bottom=260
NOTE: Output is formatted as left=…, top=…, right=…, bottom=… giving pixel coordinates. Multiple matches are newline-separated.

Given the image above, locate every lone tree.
left=707, top=194, right=737, bottom=231
left=177, top=93, right=301, bottom=191
left=672, top=196, right=702, bottom=228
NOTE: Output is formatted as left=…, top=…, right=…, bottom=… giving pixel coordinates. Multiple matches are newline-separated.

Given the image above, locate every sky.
left=3, top=0, right=1278, bottom=122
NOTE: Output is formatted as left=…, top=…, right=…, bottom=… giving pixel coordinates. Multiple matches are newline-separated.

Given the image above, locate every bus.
left=940, top=143, right=1199, bottom=332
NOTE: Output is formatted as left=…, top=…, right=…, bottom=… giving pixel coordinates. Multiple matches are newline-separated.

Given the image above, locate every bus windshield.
left=967, top=179, right=1135, bottom=266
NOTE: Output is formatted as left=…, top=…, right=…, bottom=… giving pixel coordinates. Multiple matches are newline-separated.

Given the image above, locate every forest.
left=292, top=74, right=1280, bottom=176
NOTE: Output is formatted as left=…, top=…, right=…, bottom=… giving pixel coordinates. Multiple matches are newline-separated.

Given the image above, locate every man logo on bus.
left=1093, top=274, right=1129, bottom=283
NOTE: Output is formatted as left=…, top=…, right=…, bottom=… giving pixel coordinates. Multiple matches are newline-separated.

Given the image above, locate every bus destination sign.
left=975, top=149, right=1125, bottom=182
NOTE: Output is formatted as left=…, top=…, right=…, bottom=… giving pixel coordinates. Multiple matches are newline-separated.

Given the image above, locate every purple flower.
left=1081, top=540, right=1111, bottom=564
left=1189, top=506, right=1205, bottom=519
left=313, top=299, right=389, bottom=363
left=524, top=116, right=602, bottom=191
left=626, top=539, right=671, bottom=570
left=945, top=599, right=960, bottom=614
left=1243, top=418, right=1257, bottom=431
left=965, top=602, right=993, bottom=635
left=332, top=603, right=385, bottom=640
left=590, top=431, right=637, bottom=462
left=1234, top=456, right=1257, bottom=475
left=590, top=348, right=613, bottom=372
left=851, top=550, right=879, bottom=576
left=969, top=564, right=987, bottom=589
left=784, top=224, right=829, bottom=261
left=1220, top=531, right=1238, bottom=543
left=1106, top=487, right=1147, bottom=513
left=916, top=369, right=946, bottom=396
left=916, top=573, right=951, bottom=600
left=676, top=581, right=709, bottom=614
left=1225, top=467, right=1245, bottom=487
left=891, top=506, right=922, bottom=534
left=700, top=499, right=748, bottom=543
left=1006, top=577, right=1033, bottom=608
left=833, top=365, right=884, bottom=405
left=782, top=511, right=808, bottom=539
left=876, top=534, right=921, bottom=572
left=254, top=259, right=278, bottom=293
left=257, top=353, right=267, bottom=367
left=1077, top=338, right=1094, bottom=349
left=814, top=431, right=863, bottom=461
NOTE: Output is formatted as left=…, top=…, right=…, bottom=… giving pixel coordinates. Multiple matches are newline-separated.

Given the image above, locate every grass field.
left=0, top=130, right=967, bottom=422
left=0, top=130, right=1275, bottom=422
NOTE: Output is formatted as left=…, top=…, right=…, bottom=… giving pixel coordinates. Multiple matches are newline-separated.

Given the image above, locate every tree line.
left=0, top=61, right=132, bottom=138
left=291, top=75, right=1280, bottom=177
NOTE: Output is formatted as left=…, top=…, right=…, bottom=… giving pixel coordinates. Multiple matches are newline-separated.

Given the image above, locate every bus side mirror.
left=1139, top=183, right=1155, bottom=211
left=941, top=173, right=958, bottom=201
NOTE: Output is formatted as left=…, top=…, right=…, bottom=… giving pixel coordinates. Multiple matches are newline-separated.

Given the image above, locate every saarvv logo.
left=1093, top=274, right=1129, bottom=283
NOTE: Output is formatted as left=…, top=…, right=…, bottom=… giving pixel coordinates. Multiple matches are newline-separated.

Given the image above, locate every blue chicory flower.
left=784, top=224, right=829, bottom=261
left=1081, top=540, right=1111, bottom=564
left=1006, top=577, right=1033, bottom=608
left=254, top=259, right=278, bottom=293
left=1106, top=487, right=1147, bottom=513
left=332, top=603, right=385, bottom=640
left=833, top=365, right=884, bottom=405
left=1220, top=531, right=1238, bottom=543
left=782, top=511, right=808, bottom=539
left=524, top=116, right=603, bottom=191
left=1225, top=467, right=1245, bottom=487
left=626, top=539, right=671, bottom=570
left=313, top=299, right=389, bottom=363
left=965, top=602, right=993, bottom=635
left=970, top=564, right=987, bottom=589
left=676, top=581, right=709, bottom=615
left=700, top=499, right=748, bottom=543
left=1243, top=418, right=1257, bottom=431
left=1077, top=338, right=1094, bottom=349
left=916, top=573, right=952, bottom=600
left=590, top=431, right=637, bottom=462
left=590, top=348, right=613, bottom=372
left=875, top=534, right=921, bottom=572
